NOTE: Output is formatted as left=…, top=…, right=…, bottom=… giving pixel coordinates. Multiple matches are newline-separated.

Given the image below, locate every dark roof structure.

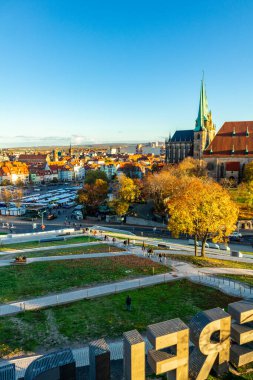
left=170, top=130, right=194, bottom=142
left=204, top=121, right=253, bottom=157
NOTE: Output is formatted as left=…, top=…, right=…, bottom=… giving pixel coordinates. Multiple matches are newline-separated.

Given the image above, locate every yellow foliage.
left=167, top=177, right=239, bottom=256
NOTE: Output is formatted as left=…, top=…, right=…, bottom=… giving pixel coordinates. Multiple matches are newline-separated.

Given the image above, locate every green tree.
left=85, top=170, right=108, bottom=185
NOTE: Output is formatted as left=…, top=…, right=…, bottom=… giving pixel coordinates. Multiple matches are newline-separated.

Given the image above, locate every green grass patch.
left=164, top=253, right=253, bottom=270
left=23, top=243, right=124, bottom=258
left=0, top=235, right=97, bottom=251
left=0, top=255, right=167, bottom=302
left=0, top=279, right=238, bottom=358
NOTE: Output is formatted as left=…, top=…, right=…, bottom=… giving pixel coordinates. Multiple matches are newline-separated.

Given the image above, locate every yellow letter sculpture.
left=228, top=300, right=253, bottom=367
left=123, top=329, right=145, bottom=380
left=147, top=318, right=189, bottom=379
left=189, top=307, right=231, bottom=380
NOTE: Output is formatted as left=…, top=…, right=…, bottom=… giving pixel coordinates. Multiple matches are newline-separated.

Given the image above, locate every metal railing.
left=0, top=272, right=175, bottom=317
left=192, top=272, right=253, bottom=299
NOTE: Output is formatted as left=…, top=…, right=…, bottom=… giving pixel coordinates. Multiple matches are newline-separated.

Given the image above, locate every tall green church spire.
left=195, top=77, right=210, bottom=132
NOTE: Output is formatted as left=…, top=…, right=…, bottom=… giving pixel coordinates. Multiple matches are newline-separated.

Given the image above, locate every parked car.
left=219, top=244, right=231, bottom=251
left=207, top=241, right=220, bottom=249
left=188, top=239, right=209, bottom=248
left=229, top=231, right=242, bottom=239
left=47, top=213, right=57, bottom=220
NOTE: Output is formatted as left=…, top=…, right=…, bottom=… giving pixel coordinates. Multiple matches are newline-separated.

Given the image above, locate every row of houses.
left=0, top=161, right=85, bottom=184
left=0, top=152, right=165, bottom=185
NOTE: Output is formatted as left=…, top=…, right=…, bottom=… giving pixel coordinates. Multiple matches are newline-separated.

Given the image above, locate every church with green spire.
left=193, top=77, right=216, bottom=159
left=165, top=77, right=216, bottom=163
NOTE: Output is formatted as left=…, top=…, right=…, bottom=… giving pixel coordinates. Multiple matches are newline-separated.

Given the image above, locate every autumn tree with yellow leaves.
left=117, top=175, right=140, bottom=203
left=167, top=177, right=239, bottom=256
left=145, top=158, right=207, bottom=214
left=109, top=175, right=141, bottom=216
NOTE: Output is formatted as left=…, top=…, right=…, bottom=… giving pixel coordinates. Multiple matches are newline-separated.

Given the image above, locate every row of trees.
left=0, top=188, right=23, bottom=207
left=77, top=158, right=239, bottom=256
left=77, top=170, right=142, bottom=216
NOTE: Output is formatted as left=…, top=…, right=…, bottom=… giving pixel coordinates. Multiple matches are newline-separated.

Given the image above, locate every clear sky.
left=0, top=0, right=253, bottom=147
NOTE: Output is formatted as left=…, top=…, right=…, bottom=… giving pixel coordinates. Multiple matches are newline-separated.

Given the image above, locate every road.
left=1, top=207, right=253, bottom=252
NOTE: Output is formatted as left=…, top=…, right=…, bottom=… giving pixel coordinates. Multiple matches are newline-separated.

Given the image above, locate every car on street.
left=229, top=231, right=242, bottom=238
left=207, top=241, right=220, bottom=249
left=47, top=213, right=57, bottom=220
left=188, top=239, right=209, bottom=248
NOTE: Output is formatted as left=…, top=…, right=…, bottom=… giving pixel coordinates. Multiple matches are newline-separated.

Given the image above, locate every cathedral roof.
left=194, top=77, right=215, bottom=132
left=170, top=130, right=194, bottom=142
left=204, top=121, right=253, bottom=157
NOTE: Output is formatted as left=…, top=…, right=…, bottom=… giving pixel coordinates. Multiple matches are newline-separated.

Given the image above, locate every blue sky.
left=0, top=0, right=253, bottom=147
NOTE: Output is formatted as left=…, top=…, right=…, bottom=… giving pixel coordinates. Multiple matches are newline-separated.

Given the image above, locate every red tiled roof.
left=204, top=121, right=253, bottom=157
left=19, top=154, right=48, bottom=161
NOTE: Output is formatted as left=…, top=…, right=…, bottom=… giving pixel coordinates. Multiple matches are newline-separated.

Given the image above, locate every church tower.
left=69, top=142, right=72, bottom=157
left=193, top=77, right=216, bottom=159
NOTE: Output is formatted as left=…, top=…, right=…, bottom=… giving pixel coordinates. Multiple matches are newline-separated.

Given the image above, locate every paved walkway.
left=0, top=272, right=182, bottom=317
left=0, top=251, right=129, bottom=267
left=1, top=252, right=253, bottom=317
left=155, top=258, right=253, bottom=299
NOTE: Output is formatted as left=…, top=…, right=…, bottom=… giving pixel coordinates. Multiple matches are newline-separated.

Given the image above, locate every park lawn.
left=0, top=279, right=238, bottom=358
left=0, top=255, right=167, bottom=302
left=0, top=235, right=97, bottom=251
left=23, top=244, right=124, bottom=258
left=164, top=253, right=253, bottom=270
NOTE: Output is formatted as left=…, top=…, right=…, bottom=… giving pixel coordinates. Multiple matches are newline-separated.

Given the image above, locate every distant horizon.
left=1, top=140, right=164, bottom=150
left=1, top=0, right=253, bottom=147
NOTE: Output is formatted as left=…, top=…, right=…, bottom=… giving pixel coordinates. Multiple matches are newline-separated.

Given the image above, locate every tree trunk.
left=194, top=234, right=198, bottom=256
left=201, top=234, right=208, bottom=257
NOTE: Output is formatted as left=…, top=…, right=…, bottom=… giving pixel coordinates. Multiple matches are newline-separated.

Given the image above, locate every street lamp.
left=38, top=210, right=47, bottom=229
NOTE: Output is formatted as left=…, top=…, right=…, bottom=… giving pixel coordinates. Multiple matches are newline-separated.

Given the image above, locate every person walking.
left=126, top=295, right=132, bottom=311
